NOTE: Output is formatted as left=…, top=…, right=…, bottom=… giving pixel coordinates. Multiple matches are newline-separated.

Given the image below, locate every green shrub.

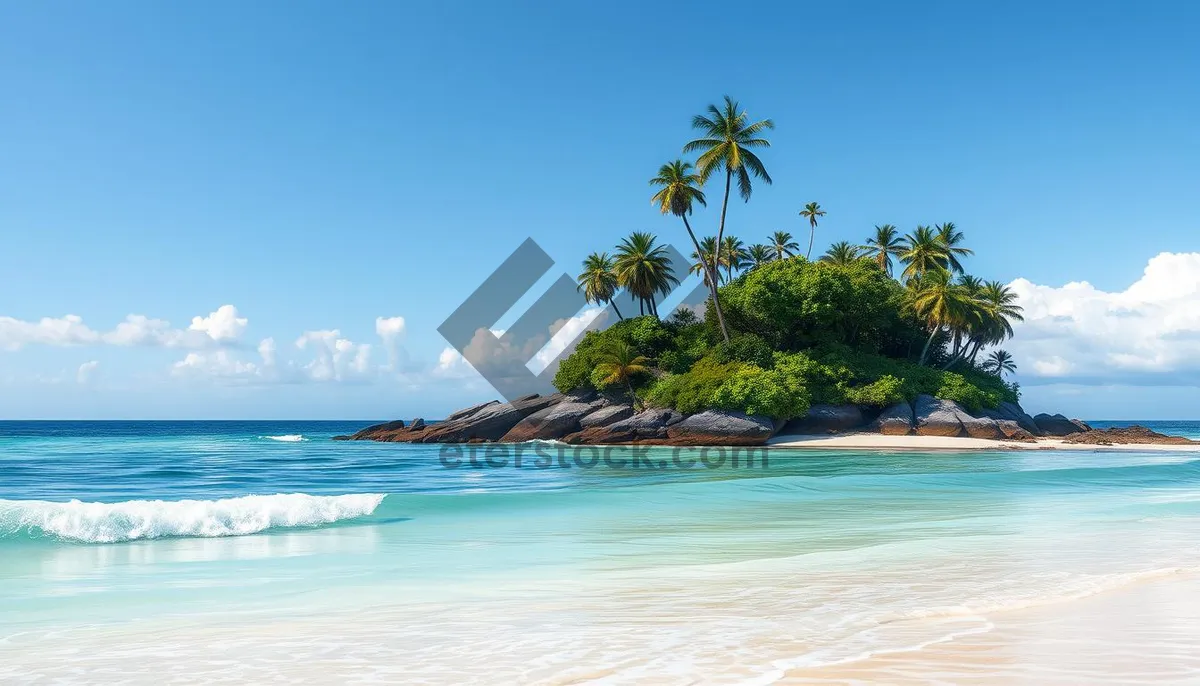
left=712, top=365, right=811, bottom=419
left=643, top=356, right=742, bottom=414
left=842, top=374, right=906, bottom=407
left=935, top=373, right=989, bottom=412
left=714, top=332, right=774, bottom=368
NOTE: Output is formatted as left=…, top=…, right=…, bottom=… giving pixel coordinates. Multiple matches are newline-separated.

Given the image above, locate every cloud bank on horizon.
left=2, top=252, right=1198, bottom=394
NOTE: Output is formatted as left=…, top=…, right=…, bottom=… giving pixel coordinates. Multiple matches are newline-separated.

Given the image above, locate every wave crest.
left=0, top=493, right=385, bottom=544
left=262, top=434, right=306, bottom=442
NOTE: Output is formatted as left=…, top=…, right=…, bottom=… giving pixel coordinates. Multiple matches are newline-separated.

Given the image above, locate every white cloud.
left=1007, top=252, right=1200, bottom=384
left=295, top=329, right=372, bottom=382
left=528, top=307, right=607, bottom=374
left=77, top=361, right=99, bottom=384
left=375, top=316, right=407, bottom=370
left=172, top=350, right=260, bottom=379
left=188, top=305, right=248, bottom=342
left=0, top=305, right=248, bottom=350
left=258, top=337, right=277, bottom=368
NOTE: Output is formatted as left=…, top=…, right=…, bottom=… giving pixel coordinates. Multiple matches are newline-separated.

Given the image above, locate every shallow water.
left=2, top=420, right=1199, bottom=683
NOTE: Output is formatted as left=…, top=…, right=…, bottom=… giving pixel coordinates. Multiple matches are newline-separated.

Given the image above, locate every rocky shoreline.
left=334, top=392, right=1194, bottom=447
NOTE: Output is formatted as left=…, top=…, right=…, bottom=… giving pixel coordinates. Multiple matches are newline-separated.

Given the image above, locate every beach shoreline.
left=768, top=432, right=1200, bottom=452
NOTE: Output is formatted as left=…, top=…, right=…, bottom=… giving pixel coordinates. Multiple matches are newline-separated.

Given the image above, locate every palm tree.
left=684, top=96, right=773, bottom=341
left=649, top=159, right=721, bottom=330
left=769, top=231, right=799, bottom=261
left=899, top=225, right=948, bottom=282
left=747, top=244, right=773, bottom=268
left=911, top=268, right=975, bottom=365
left=819, top=241, right=864, bottom=265
left=576, top=252, right=623, bottom=320
left=861, top=224, right=904, bottom=277
left=690, top=236, right=722, bottom=287
left=982, top=349, right=1017, bottom=377
left=721, top=235, right=748, bottom=281
left=594, top=340, right=651, bottom=406
left=799, top=202, right=826, bottom=259
left=935, top=222, right=973, bottom=273
left=613, top=232, right=679, bottom=318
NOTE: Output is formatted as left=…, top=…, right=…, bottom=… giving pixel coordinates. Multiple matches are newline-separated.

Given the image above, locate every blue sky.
left=1, top=1, right=1198, bottom=419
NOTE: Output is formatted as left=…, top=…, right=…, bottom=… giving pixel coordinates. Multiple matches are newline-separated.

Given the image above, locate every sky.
left=1, top=1, right=1198, bottom=419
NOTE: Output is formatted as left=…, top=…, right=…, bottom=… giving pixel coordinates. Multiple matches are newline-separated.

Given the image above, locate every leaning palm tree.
left=899, top=225, right=948, bottom=282
left=935, top=222, right=973, bottom=273
left=911, top=268, right=974, bottom=365
left=690, top=236, right=722, bottom=287
left=861, top=224, right=904, bottom=277
left=799, top=202, right=826, bottom=259
left=594, top=340, right=651, bottom=406
left=576, top=252, right=623, bottom=320
left=819, top=241, right=864, bottom=265
left=684, top=96, right=773, bottom=341
left=721, top=235, right=748, bottom=281
left=613, top=232, right=679, bottom=318
left=982, top=349, right=1017, bottom=377
left=649, top=159, right=724, bottom=332
left=747, top=244, right=773, bottom=268
left=769, top=230, right=799, bottom=261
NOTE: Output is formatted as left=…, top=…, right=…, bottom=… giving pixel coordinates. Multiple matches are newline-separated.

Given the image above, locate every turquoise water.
left=2, top=420, right=1200, bottom=683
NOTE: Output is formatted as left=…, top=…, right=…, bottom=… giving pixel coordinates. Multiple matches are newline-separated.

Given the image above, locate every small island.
left=340, top=97, right=1193, bottom=452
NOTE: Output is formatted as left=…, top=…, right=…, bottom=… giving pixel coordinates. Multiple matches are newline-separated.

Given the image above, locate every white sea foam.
left=0, top=493, right=385, bottom=544
left=262, top=434, right=306, bottom=442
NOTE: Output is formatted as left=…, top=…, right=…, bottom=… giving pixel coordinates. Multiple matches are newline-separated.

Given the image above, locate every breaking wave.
left=0, top=493, right=385, bottom=544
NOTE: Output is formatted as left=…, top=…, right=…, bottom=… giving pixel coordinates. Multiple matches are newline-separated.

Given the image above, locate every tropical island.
left=341, top=97, right=1194, bottom=450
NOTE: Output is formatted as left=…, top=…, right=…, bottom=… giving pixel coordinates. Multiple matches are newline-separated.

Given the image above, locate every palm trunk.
left=919, top=326, right=940, bottom=366
left=609, top=298, right=623, bottom=321
left=683, top=214, right=730, bottom=343
left=806, top=224, right=815, bottom=260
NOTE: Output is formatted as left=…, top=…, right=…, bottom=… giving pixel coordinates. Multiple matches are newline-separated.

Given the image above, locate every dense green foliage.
left=555, top=95, right=1024, bottom=419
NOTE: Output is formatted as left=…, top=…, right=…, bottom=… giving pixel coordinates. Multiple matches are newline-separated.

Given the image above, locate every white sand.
left=767, top=432, right=1200, bottom=452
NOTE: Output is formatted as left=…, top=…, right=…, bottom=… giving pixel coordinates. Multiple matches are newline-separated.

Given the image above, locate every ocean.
left=2, top=420, right=1200, bottom=684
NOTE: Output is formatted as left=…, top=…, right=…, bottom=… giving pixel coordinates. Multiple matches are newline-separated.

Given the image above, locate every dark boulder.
left=956, top=413, right=1005, bottom=439
left=563, top=408, right=675, bottom=444
left=1033, top=413, right=1087, bottom=436
left=579, top=404, right=634, bottom=428
left=665, top=410, right=776, bottom=446
left=998, top=402, right=1042, bottom=435
left=499, top=401, right=603, bottom=443
left=444, top=400, right=500, bottom=422
left=419, top=394, right=562, bottom=443
left=914, top=395, right=965, bottom=437
left=995, top=419, right=1037, bottom=441
left=783, top=404, right=865, bottom=434
left=869, top=401, right=914, bottom=435
left=408, top=418, right=426, bottom=431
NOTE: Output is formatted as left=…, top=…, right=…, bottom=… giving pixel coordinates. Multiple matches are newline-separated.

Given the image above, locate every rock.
left=579, top=404, right=634, bottom=428
left=869, top=401, right=914, bottom=435
left=1071, top=419, right=1093, bottom=432
left=1033, top=413, right=1087, bottom=436
left=334, top=419, right=410, bottom=441
left=444, top=400, right=500, bottom=422
left=563, top=408, right=675, bottom=444
left=998, top=402, right=1042, bottom=435
left=498, top=401, right=603, bottom=443
left=956, top=413, right=1005, bottom=439
left=995, top=419, right=1036, bottom=441
left=783, top=404, right=864, bottom=434
left=408, top=418, right=425, bottom=431
left=664, top=410, right=686, bottom=426
left=419, top=394, right=562, bottom=443
left=914, top=395, right=965, bottom=437
left=665, top=410, right=776, bottom=446
left=1063, top=425, right=1197, bottom=445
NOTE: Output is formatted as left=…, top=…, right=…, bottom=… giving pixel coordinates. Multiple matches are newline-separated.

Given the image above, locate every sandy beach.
left=769, top=432, right=1200, bottom=452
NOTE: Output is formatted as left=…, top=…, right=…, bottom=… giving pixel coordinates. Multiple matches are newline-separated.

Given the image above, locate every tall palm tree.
left=935, top=222, right=973, bottom=273
left=721, top=235, right=748, bottom=281
left=911, top=268, right=974, bottom=365
left=819, top=241, right=864, bottom=265
left=684, top=96, right=773, bottom=341
left=769, top=230, right=799, bottom=261
left=861, top=224, right=904, bottom=277
left=594, top=340, right=651, bottom=406
left=899, top=225, right=948, bottom=282
left=690, top=236, right=721, bottom=287
left=982, top=349, right=1017, bottom=377
left=576, top=252, right=623, bottom=321
left=613, top=232, right=679, bottom=318
left=799, top=202, right=826, bottom=259
left=747, top=244, right=773, bottom=268
left=649, top=159, right=721, bottom=330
